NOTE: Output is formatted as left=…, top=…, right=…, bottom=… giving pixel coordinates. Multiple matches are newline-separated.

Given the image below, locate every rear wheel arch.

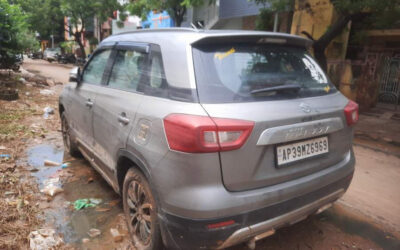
left=116, top=150, right=154, bottom=196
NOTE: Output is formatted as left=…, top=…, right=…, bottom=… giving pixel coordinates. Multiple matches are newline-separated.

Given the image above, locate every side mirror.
left=69, top=66, right=81, bottom=84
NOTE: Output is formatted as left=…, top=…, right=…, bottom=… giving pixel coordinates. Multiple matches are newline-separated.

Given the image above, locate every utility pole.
left=273, top=12, right=279, bottom=32
left=50, top=34, right=54, bottom=48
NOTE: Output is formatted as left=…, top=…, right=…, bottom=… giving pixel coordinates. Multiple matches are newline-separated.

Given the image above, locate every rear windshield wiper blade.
left=250, top=84, right=301, bottom=95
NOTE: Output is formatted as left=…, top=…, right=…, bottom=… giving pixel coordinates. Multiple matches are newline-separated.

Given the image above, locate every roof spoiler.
left=191, top=34, right=313, bottom=48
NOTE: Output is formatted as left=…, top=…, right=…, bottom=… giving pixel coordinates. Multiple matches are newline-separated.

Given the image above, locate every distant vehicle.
left=57, top=53, right=76, bottom=64
left=43, top=48, right=61, bottom=62
left=59, top=29, right=358, bottom=250
left=28, top=50, right=43, bottom=59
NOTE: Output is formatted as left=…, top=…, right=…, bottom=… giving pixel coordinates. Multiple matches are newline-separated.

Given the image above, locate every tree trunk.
left=74, top=31, right=86, bottom=59
left=301, top=13, right=365, bottom=72
left=171, top=6, right=186, bottom=27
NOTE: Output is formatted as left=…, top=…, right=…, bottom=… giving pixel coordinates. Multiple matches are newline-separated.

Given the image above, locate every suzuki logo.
left=299, top=103, right=312, bottom=113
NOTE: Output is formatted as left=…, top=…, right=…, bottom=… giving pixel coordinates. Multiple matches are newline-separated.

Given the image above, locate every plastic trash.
left=40, top=178, right=63, bottom=197
left=39, top=89, right=54, bottom=96
left=61, top=163, right=69, bottom=169
left=73, top=198, right=102, bottom=210
left=44, top=159, right=61, bottom=167
left=87, top=228, right=101, bottom=238
left=29, top=229, right=63, bottom=250
left=0, top=154, right=11, bottom=160
left=110, top=228, right=123, bottom=242
left=43, top=107, right=54, bottom=119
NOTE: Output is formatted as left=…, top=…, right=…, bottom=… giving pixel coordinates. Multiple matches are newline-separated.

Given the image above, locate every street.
left=1, top=58, right=399, bottom=249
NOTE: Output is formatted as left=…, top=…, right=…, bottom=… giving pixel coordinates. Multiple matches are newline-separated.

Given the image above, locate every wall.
left=291, top=0, right=350, bottom=60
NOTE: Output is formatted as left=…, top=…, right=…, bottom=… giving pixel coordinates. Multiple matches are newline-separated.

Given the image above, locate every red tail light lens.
left=344, top=100, right=359, bottom=126
left=163, top=114, right=254, bottom=153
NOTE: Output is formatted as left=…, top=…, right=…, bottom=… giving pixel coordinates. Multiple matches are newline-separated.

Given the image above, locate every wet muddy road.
left=20, top=59, right=400, bottom=249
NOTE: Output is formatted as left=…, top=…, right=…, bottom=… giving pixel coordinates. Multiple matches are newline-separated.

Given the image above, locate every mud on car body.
left=59, top=28, right=358, bottom=250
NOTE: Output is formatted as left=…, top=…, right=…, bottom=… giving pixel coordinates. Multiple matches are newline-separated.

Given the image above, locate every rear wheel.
left=123, top=168, right=162, bottom=250
left=61, top=113, right=80, bottom=157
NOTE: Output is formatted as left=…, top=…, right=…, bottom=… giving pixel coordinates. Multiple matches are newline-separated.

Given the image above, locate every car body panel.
left=201, top=92, right=352, bottom=191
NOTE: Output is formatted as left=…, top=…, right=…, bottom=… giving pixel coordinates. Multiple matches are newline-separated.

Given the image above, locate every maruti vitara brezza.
left=59, top=29, right=358, bottom=250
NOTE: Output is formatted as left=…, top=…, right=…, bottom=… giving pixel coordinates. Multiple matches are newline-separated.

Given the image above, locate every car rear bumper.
left=158, top=171, right=353, bottom=249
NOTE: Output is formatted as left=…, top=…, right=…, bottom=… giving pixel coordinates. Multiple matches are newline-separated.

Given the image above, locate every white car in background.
left=43, top=48, right=61, bottom=62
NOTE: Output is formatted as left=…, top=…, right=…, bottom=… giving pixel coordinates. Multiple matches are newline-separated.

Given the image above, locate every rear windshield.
left=192, top=43, right=336, bottom=103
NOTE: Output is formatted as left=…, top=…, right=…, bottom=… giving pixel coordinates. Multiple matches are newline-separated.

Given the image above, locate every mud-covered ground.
left=0, top=58, right=399, bottom=249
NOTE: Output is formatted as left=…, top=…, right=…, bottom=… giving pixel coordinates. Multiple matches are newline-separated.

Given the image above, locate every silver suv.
left=59, top=29, right=358, bottom=250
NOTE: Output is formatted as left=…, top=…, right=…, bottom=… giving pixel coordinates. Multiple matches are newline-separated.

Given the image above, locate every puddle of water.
left=27, top=144, right=64, bottom=188
left=27, top=144, right=124, bottom=247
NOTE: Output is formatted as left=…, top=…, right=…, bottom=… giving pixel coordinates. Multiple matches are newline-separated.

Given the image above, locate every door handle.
left=118, top=112, right=130, bottom=125
left=85, top=99, right=93, bottom=108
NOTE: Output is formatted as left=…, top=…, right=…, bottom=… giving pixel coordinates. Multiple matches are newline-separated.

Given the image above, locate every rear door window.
left=193, top=43, right=336, bottom=103
left=108, top=49, right=148, bottom=91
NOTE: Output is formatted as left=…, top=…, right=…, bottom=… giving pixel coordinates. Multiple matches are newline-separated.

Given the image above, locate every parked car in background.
left=60, top=29, right=358, bottom=250
left=43, top=47, right=61, bottom=62
left=28, top=50, right=43, bottom=59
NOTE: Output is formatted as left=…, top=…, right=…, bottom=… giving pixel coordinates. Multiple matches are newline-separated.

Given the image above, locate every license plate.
left=276, top=136, right=328, bottom=166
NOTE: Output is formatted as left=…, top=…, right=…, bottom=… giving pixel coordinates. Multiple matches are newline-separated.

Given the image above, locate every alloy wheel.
left=127, top=180, right=153, bottom=245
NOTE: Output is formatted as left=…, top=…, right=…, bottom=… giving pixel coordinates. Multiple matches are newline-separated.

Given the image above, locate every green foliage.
left=0, top=0, right=38, bottom=67
left=60, top=41, right=75, bottom=53
left=127, top=0, right=211, bottom=27
left=89, top=37, right=99, bottom=45
left=16, top=31, right=40, bottom=52
left=14, top=0, right=64, bottom=40
left=60, top=0, right=124, bottom=57
left=256, top=8, right=275, bottom=31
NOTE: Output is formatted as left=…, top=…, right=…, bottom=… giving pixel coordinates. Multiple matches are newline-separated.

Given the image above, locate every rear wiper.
left=250, top=84, right=301, bottom=95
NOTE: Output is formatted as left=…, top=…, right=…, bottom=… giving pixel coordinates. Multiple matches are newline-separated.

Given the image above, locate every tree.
left=128, top=0, right=210, bottom=27
left=0, top=0, right=30, bottom=67
left=12, top=0, right=64, bottom=41
left=253, top=0, right=400, bottom=71
left=60, top=0, right=124, bottom=58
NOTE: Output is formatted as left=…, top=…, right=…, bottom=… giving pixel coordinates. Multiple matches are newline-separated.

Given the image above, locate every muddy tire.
left=61, top=113, right=80, bottom=157
left=123, top=168, right=163, bottom=250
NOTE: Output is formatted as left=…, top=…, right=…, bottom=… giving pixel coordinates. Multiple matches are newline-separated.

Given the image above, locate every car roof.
left=98, top=28, right=312, bottom=91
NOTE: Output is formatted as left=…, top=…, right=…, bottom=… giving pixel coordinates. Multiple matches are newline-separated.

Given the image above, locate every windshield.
left=193, top=43, right=336, bottom=103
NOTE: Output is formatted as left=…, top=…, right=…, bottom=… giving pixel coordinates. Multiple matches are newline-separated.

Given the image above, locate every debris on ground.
left=73, top=198, right=102, bottom=210
left=87, top=228, right=101, bottom=238
left=0, top=145, right=7, bottom=150
left=39, top=89, right=54, bottom=96
left=29, top=228, right=63, bottom=250
left=82, top=238, right=90, bottom=243
left=40, top=178, right=63, bottom=197
left=61, top=163, right=69, bottom=169
left=110, top=228, right=123, bottom=243
left=95, top=207, right=112, bottom=212
left=87, top=177, right=94, bottom=183
left=0, top=154, right=11, bottom=160
left=43, top=107, right=54, bottom=119
left=44, top=159, right=61, bottom=167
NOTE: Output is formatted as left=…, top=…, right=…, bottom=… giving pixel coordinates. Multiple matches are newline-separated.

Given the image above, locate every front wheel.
left=123, top=168, right=163, bottom=250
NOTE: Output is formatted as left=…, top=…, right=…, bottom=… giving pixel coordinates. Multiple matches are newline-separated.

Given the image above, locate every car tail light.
left=163, top=114, right=254, bottom=153
left=344, top=100, right=359, bottom=126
